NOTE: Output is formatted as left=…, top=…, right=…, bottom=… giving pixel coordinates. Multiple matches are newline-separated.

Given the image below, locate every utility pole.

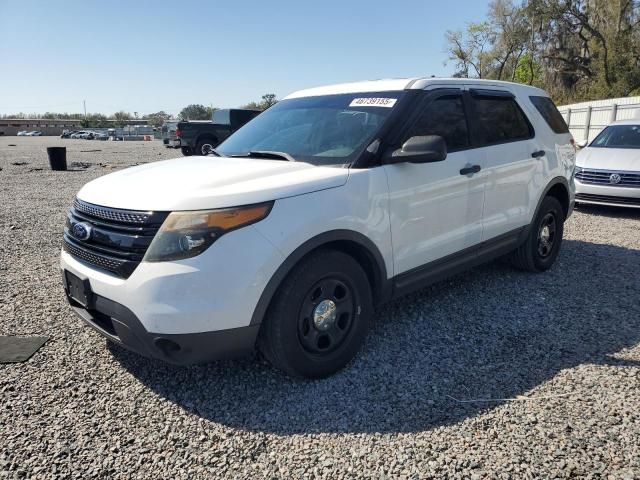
left=83, top=100, right=86, bottom=119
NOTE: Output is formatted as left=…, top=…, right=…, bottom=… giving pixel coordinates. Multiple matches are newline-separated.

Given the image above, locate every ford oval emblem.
left=72, top=222, right=92, bottom=241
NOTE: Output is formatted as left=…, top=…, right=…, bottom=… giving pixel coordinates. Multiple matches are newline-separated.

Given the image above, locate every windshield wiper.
left=231, top=150, right=296, bottom=162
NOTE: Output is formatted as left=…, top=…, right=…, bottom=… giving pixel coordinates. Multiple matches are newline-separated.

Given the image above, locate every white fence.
left=557, top=96, right=640, bottom=142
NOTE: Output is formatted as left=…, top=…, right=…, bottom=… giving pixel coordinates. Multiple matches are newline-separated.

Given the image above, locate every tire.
left=181, top=147, right=192, bottom=156
left=510, top=196, right=565, bottom=272
left=195, top=138, right=216, bottom=156
left=258, top=250, right=373, bottom=379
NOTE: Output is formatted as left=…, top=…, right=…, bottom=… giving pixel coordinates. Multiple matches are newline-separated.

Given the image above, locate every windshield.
left=590, top=125, right=640, bottom=149
left=216, top=92, right=405, bottom=165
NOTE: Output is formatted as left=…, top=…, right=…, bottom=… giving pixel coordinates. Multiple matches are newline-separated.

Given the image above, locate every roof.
left=284, top=77, right=548, bottom=99
left=610, top=118, right=640, bottom=125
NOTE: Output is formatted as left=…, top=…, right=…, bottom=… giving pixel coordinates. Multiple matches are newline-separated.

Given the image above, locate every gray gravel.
left=1, top=136, right=639, bottom=479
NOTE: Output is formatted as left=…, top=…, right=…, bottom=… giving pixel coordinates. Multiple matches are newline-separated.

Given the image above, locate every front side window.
left=472, top=96, right=533, bottom=145
left=216, top=92, right=405, bottom=165
left=590, top=125, right=640, bottom=149
left=404, top=95, right=469, bottom=152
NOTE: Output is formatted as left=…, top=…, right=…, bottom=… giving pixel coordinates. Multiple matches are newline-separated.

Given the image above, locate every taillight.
left=175, top=126, right=181, bottom=138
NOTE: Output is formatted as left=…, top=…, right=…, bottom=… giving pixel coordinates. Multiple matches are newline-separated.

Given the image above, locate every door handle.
left=459, top=164, right=481, bottom=176
left=531, top=150, right=545, bottom=158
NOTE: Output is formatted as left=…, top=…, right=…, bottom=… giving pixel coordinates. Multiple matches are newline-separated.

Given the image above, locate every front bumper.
left=60, top=224, right=283, bottom=334
left=575, top=179, right=640, bottom=208
left=64, top=290, right=259, bottom=364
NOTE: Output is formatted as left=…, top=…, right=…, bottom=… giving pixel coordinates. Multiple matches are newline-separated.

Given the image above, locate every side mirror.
left=384, top=135, right=447, bottom=164
left=577, top=139, right=588, bottom=149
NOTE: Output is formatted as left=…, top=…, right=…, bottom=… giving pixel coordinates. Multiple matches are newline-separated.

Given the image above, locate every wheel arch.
left=534, top=176, right=571, bottom=221
left=195, top=134, right=218, bottom=147
left=250, top=230, right=391, bottom=326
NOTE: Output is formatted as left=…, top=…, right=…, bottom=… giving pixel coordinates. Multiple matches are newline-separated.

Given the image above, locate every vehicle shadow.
left=110, top=239, right=640, bottom=434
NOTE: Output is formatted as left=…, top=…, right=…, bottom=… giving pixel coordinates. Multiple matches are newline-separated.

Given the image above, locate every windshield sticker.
left=349, top=98, right=397, bottom=108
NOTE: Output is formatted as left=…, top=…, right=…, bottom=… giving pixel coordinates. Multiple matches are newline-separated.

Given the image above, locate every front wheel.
left=181, top=147, right=192, bottom=156
left=258, top=250, right=373, bottom=378
left=511, top=196, right=565, bottom=272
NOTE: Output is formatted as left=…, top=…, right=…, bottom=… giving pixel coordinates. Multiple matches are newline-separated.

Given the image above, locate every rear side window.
left=529, top=96, right=569, bottom=134
left=405, top=95, right=469, bottom=152
left=471, top=96, right=533, bottom=145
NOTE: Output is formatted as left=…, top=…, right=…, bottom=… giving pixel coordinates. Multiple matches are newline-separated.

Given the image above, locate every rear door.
left=383, top=88, right=486, bottom=275
left=465, top=88, right=539, bottom=241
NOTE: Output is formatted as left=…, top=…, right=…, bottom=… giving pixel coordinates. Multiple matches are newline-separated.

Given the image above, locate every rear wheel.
left=258, top=250, right=373, bottom=378
left=181, top=147, right=192, bottom=156
left=195, top=138, right=216, bottom=156
left=511, top=196, right=564, bottom=272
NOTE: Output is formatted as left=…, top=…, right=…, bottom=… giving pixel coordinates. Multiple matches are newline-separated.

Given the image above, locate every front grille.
left=63, top=199, right=169, bottom=278
left=575, top=168, right=640, bottom=187
left=73, top=198, right=154, bottom=223
left=63, top=240, right=126, bottom=272
left=576, top=193, right=640, bottom=206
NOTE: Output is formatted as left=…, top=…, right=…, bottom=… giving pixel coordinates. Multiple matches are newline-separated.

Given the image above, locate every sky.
left=0, top=0, right=489, bottom=116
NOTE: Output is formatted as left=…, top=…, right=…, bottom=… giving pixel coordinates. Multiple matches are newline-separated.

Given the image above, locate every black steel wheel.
left=511, top=196, right=564, bottom=272
left=258, top=250, right=372, bottom=378
left=297, top=277, right=356, bottom=355
left=537, top=212, right=557, bottom=258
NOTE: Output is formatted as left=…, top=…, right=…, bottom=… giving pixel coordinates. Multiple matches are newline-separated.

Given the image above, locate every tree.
left=111, top=111, right=133, bottom=126
left=179, top=104, right=213, bottom=120
left=243, top=93, right=278, bottom=111
left=445, top=22, right=495, bottom=78
left=81, top=113, right=109, bottom=128
left=444, top=0, right=640, bottom=103
left=143, top=110, right=173, bottom=127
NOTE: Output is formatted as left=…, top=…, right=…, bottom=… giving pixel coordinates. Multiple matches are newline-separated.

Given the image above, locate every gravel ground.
left=1, top=137, right=639, bottom=479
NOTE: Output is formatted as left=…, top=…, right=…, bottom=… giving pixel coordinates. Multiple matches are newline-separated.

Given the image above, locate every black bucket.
left=47, top=147, right=67, bottom=171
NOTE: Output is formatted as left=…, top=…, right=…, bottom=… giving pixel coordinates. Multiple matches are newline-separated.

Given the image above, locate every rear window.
left=472, top=96, right=533, bottom=145
left=213, top=110, right=230, bottom=125
left=529, top=96, right=569, bottom=134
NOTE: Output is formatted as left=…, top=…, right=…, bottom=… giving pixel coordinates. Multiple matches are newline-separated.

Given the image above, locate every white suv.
left=61, top=78, right=576, bottom=378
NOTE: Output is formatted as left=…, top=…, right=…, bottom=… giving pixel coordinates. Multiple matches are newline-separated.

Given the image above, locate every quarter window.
left=405, top=95, right=469, bottom=151
left=529, top=96, right=569, bottom=134
left=472, top=96, right=533, bottom=145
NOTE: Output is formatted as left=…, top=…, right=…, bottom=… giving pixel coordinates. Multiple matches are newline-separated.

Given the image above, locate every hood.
left=577, top=147, right=640, bottom=171
left=77, top=156, right=349, bottom=211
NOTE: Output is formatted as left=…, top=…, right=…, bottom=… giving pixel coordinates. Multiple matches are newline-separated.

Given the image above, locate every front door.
left=383, top=89, right=485, bottom=276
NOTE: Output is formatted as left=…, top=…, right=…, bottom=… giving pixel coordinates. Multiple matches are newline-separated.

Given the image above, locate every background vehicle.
left=93, top=132, right=109, bottom=140
left=61, top=78, right=575, bottom=378
left=17, top=131, right=28, bottom=136
left=575, top=119, right=640, bottom=208
left=26, top=131, right=43, bottom=136
left=61, top=130, right=80, bottom=138
left=70, top=131, right=94, bottom=139
left=161, top=121, right=179, bottom=148
left=176, top=108, right=260, bottom=156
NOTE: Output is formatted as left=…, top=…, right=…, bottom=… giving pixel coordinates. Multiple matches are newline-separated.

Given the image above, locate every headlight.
left=144, top=202, right=273, bottom=262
